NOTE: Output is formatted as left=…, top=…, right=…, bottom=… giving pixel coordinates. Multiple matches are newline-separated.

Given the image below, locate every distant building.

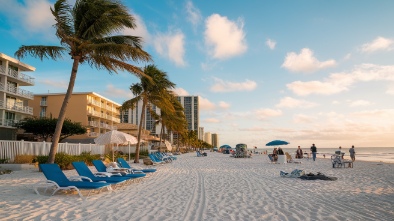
left=0, top=53, right=35, bottom=140
left=211, top=133, right=219, bottom=147
left=29, top=92, right=121, bottom=141
left=198, top=127, right=204, bottom=140
left=204, top=132, right=211, bottom=145
left=121, top=95, right=200, bottom=143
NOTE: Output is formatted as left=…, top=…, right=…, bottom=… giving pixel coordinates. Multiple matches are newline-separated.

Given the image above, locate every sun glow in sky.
left=1, top=0, right=394, bottom=148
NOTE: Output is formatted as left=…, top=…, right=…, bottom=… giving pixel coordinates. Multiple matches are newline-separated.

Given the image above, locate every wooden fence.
left=0, top=140, right=105, bottom=162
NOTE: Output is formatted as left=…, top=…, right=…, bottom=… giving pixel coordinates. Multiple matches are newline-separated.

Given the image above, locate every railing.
left=40, top=101, right=47, bottom=106
left=0, top=82, right=34, bottom=99
left=88, top=121, right=99, bottom=127
left=87, top=99, right=101, bottom=107
left=87, top=109, right=101, bottom=117
left=88, top=132, right=100, bottom=137
left=0, top=118, right=19, bottom=127
left=0, top=140, right=105, bottom=162
left=7, top=68, right=35, bottom=85
left=0, top=100, right=33, bottom=115
left=112, top=117, right=120, bottom=123
left=0, top=65, right=5, bottom=74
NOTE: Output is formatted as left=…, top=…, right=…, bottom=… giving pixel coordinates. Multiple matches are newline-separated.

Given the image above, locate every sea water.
left=254, top=147, right=394, bottom=163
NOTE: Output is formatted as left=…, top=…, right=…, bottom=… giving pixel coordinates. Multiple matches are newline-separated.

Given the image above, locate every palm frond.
left=121, top=96, right=141, bottom=110
left=84, top=42, right=151, bottom=63
left=51, top=0, right=74, bottom=42
left=15, top=46, right=66, bottom=60
left=86, top=56, right=146, bottom=77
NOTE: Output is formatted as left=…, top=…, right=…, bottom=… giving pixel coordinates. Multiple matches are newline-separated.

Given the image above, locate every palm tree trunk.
left=47, top=59, right=80, bottom=163
left=135, top=98, right=146, bottom=163
left=159, top=124, right=164, bottom=151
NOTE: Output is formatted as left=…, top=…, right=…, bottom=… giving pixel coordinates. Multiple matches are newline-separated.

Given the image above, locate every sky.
left=1, top=0, right=394, bottom=148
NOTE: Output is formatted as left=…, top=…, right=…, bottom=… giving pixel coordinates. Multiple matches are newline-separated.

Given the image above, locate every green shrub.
left=36, top=152, right=102, bottom=170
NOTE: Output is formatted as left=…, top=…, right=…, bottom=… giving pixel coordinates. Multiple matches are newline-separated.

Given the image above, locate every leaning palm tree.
left=122, top=65, right=175, bottom=163
left=14, top=0, right=151, bottom=163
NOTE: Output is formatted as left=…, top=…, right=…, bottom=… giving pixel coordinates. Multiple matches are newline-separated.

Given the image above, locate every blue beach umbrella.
left=265, top=140, right=289, bottom=146
left=220, top=145, right=232, bottom=149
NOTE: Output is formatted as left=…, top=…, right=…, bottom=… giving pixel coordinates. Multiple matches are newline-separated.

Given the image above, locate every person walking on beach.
left=310, top=144, right=317, bottom=161
left=349, top=145, right=356, bottom=162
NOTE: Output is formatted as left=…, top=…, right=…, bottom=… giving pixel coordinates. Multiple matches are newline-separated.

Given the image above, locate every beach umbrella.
left=164, top=140, right=172, bottom=151
left=94, top=130, right=138, bottom=161
left=220, top=144, right=232, bottom=149
left=265, top=140, right=290, bottom=146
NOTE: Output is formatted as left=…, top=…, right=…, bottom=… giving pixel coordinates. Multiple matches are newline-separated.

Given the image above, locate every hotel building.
left=29, top=92, right=121, bottom=140
left=0, top=53, right=35, bottom=140
left=121, top=95, right=200, bottom=142
left=211, top=133, right=219, bottom=148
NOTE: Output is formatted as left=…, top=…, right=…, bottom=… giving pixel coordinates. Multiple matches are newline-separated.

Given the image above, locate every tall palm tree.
left=122, top=65, right=175, bottom=163
left=14, top=0, right=151, bottom=163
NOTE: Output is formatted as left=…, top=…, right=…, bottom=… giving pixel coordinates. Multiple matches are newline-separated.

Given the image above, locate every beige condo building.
left=0, top=53, right=35, bottom=140
left=29, top=92, right=121, bottom=139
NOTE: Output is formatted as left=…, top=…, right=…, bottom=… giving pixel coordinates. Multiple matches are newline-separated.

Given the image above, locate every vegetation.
left=15, top=0, right=151, bottom=164
left=36, top=152, right=101, bottom=170
left=122, top=65, right=176, bottom=163
left=18, top=118, right=86, bottom=142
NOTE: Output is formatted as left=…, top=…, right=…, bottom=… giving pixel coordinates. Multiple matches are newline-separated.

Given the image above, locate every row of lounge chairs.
left=149, top=152, right=177, bottom=164
left=34, top=158, right=157, bottom=199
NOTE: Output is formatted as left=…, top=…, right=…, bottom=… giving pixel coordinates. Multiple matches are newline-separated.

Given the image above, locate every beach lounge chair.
left=92, top=160, right=146, bottom=178
left=331, top=154, right=353, bottom=168
left=285, top=152, right=302, bottom=164
left=117, top=158, right=156, bottom=173
left=36, top=164, right=111, bottom=198
left=72, top=162, right=132, bottom=186
left=267, top=154, right=277, bottom=163
left=149, top=154, right=167, bottom=164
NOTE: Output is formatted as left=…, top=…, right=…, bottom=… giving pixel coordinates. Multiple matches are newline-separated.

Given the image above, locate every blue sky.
left=1, top=0, right=394, bottom=148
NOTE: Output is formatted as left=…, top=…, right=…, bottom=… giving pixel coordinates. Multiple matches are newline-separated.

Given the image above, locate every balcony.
left=87, top=109, right=101, bottom=117
left=88, top=121, right=99, bottom=127
left=0, top=100, right=33, bottom=115
left=0, top=65, right=35, bottom=86
left=40, top=101, right=47, bottom=106
left=87, top=99, right=101, bottom=107
left=0, top=118, right=19, bottom=127
left=0, top=82, right=34, bottom=100
left=87, top=132, right=100, bottom=137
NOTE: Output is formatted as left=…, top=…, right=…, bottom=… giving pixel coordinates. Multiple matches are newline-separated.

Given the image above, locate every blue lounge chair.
left=72, top=162, right=132, bottom=186
left=117, top=158, right=156, bottom=173
left=149, top=154, right=166, bottom=164
left=92, top=160, right=146, bottom=178
left=36, top=164, right=111, bottom=198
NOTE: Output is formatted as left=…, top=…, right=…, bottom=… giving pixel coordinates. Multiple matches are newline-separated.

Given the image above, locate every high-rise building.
left=121, top=95, right=200, bottom=141
left=211, top=133, right=219, bottom=148
left=0, top=53, right=35, bottom=140
left=29, top=92, right=121, bottom=140
left=198, top=127, right=204, bottom=140
left=204, top=132, right=211, bottom=145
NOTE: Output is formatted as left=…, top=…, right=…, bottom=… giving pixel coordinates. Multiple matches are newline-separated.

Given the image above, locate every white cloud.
left=39, top=79, right=68, bottom=89
left=204, top=14, right=247, bottom=59
left=332, top=100, right=340, bottom=105
left=218, top=101, right=230, bottom=109
left=210, top=77, right=257, bottom=93
left=173, top=88, right=189, bottom=96
left=0, top=0, right=55, bottom=40
left=204, top=118, right=220, bottom=123
left=199, top=96, right=215, bottom=110
left=276, top=97, right=317, bottom=108
left=350, top=109, right=394, bottom=119
left=255, top=108, right=282, bottom=120
left=282, top=48, right=336, bottom=73
left=386, top=85, right=394, bottom=95
left=293, top=114, right=316, bottom=124
left=103, top=84, right=134, bottom=101
left=348, top=100, right=372, bottom=107
left=185, top=1, right=202, bottom=27
left=266, top=39, right=276, bottom=50
left=344, top=53, right=351, bottom=60
left=287, top=63, right=394, bottom=96
left=153, top=30, right=186, bottom=66
left=361, top=36, right=393, bottom=53
left=123, top=13, right=150, bottom=45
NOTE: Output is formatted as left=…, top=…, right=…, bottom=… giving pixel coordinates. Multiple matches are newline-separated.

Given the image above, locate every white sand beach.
left=0, top=153, right=393, bottom=221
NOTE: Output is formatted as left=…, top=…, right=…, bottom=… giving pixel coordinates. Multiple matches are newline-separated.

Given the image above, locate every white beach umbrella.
left=164, top=140, right=172, bottom=151
left=94, top=130, right=138, bottom=161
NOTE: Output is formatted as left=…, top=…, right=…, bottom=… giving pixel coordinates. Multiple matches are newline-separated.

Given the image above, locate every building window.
left=40, top=107, right=46, bottom=118
left=40, top=97, right=47, bottom=106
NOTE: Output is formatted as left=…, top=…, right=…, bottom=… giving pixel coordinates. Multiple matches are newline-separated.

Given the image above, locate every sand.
left=0, top=153, right=393, bottom=221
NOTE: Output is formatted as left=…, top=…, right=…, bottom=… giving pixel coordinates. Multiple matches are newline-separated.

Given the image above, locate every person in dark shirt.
left=296, top=146, right=303, bottom=158
left=310, top=144, right=317, bottom=161
left=277, top=147, right=284, bottom=155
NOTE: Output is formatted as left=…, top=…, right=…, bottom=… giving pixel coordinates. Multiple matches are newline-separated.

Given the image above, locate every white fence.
left=0, top=140, right=105, bottom=162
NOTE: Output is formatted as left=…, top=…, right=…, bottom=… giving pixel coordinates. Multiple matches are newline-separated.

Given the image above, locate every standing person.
left=277, top=147, right=284, bottom=155
left=310, top=144, right=317, bottom=161
left=296, top=146, right=303, bottom=158
left=349, top=145, right=356, bottom=162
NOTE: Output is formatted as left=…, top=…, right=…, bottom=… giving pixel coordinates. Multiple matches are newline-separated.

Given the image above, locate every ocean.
left=252, top=147, right=394, bottom=163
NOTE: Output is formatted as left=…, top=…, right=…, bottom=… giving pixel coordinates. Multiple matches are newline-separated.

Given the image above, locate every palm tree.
left=122, top=65, right=175, bottom=163
left=14, top=0, right=151, bottom=163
